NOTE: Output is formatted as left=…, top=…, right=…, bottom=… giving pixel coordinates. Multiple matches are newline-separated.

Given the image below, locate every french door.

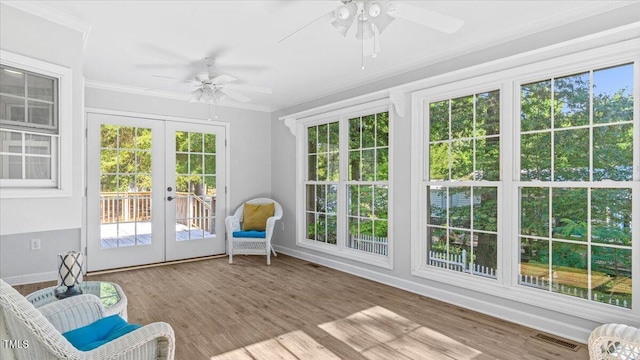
left=87, top=113, right=226, bottom=271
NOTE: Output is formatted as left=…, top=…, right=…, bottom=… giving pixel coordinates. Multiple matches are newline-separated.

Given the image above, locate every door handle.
left=167, top=196, right=175, bottom=201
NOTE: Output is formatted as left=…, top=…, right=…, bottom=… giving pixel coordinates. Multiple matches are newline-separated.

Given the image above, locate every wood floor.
left=15, top=255, right=588, bottom=359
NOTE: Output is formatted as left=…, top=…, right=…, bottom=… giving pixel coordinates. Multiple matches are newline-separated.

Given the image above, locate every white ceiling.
left=37, top=1, right=633, bottom=111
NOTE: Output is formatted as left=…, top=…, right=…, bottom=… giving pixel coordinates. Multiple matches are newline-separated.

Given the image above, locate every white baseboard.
left=1, top=271, right=58, bottom=286
left=273, top=245, right=594, bottom=344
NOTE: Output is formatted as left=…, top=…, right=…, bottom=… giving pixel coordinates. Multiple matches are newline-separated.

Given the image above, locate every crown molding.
left=1, top=1, right=92, bottom=48
left=85, top=79, right=272, bottom=113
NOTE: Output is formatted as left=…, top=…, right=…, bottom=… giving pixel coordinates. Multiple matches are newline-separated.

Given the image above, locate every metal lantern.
left=56, top=251, right=84, bottom=299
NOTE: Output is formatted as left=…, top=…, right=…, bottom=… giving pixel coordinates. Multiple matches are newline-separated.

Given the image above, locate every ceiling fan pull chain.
left=373, top=27, right=378, bottom=58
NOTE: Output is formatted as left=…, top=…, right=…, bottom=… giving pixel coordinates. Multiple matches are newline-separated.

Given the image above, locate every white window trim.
left=411, top=40, right=639, bottom=324
left=0, top=50, right=72, bottom=198
left=295, top=99, right=394, bottom=269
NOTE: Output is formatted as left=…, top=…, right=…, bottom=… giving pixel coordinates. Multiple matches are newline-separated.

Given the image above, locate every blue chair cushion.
left=62, top=314, right=141, bottom=351
left=233, top=230, right=266, bottom=238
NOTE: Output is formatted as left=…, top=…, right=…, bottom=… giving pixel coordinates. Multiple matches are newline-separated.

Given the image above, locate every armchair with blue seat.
left=225, top=198, right=282, bottom=265
left=0, top=279, right=174, bottom=360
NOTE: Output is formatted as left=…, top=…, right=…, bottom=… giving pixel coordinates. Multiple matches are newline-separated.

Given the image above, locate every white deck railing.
left=100, top=191, right=215, bottom=231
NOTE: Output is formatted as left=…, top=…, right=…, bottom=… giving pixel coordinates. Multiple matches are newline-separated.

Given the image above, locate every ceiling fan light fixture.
left=365, top=1, right=394, bottom=34
left=335, top=4, right=352, bottom=20
left=331, top=2, right=358, bottom=37
left=367, top=3, right=382, bottom=18
left=331, top=20, right=351, bottom=37
left=371, top=12, right=394, bottom=33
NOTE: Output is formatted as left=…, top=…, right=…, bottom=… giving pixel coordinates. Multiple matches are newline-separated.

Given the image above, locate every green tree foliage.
left=100, top=125, right=152, bottom=192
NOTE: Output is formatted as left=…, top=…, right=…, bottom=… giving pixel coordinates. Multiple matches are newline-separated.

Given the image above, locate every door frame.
left=83, top=107, right=230, bottom=272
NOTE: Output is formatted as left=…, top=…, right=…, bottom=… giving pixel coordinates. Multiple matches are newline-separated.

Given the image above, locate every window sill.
left=297, top=238, right=393, bottom=270
left=0, top=187, right=72, bottom=199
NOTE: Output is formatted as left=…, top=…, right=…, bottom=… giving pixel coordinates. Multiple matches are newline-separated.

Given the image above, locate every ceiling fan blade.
left=279, top=10, right=334, bottom=43
left=220, top=88, right=251, bottom=103
left=189, top=88, right=204, bottom=103
left=211, top=74, right=237, bottom=84
left=225, top=83, right=272, bottom=94
left=144, top=84, right=180, bottom=92
left=215, top=64, right=269, bottom=73
left=135, top=63, right=187, bottom=69
left=387, top=2, right=464, bottom=34
left=204, top=47, right=230, bottom=64
left=152, top=74, right=194, bottom=83
left=139, top=43, right=194, bottom=63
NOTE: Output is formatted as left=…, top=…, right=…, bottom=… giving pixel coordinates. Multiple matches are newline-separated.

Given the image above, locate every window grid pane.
left=0, top=65, right=57, bottom=131
left=426, top=90, right=500, bottom=279
left=0, top=129, right=54, bottom=181
left=100, top=125, right=155, bottom=248
left=174, top=131, right=217, bottom=241
left=518, top=63, right=633, bottom=309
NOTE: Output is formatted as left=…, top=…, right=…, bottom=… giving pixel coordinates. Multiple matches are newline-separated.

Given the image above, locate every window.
left=425, top=91, right=500, bottom=279
left=300, top=101, right=391, bottom=267
left=413, top=44, right=637, bottom=320
left=518, top=63, right=633, bottom=309
left=0, top=50, right=71, bottom=196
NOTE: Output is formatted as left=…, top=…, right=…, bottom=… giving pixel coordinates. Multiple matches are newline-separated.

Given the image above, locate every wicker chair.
left=226, top=198, right=282, bottom=265
left=589, top=323, right=640, bottom=360
left=0, top=279, right=175, bottom=360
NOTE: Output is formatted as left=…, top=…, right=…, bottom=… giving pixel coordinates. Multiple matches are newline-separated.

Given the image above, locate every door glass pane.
left=174, top=131, right=216, bottom=241
left=99, top=125, right=153, bottom=249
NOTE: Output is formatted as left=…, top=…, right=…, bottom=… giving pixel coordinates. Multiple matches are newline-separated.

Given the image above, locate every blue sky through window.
left=594, top=63, right=633, bottom=96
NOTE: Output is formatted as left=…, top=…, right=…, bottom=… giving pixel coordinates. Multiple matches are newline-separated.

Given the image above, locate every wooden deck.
left=15, top=255, right=588, bottom=359
left=100, top=222, right=213, bottom=248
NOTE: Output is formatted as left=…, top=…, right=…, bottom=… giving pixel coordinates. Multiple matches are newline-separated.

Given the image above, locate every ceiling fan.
left=279, top=0, right=464, bottom=58
left=151, top=58, right=271, bottom=104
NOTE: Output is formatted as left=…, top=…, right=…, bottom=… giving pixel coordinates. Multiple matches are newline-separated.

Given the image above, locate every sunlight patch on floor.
left=319, top=306, right=482, bottom=360
left=210, top=330, right=341, bottom=360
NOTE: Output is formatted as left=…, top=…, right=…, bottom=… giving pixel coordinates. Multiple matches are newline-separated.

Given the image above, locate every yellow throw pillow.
left=243, top=202, right=275, bottom=231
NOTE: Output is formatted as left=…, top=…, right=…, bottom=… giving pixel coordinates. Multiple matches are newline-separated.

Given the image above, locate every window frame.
left=411, top=41, right=639, bottom=324
left=0, top=50, right=72, bottom=198
left=296, top=99, right=393, bottom=269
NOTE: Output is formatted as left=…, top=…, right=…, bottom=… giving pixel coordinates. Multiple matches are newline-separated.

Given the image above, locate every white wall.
left=270, top=4, right=640, bottom=343
left=0, top=4, right=85, bottom=283
left=84, top=87, right=272, bottom=212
